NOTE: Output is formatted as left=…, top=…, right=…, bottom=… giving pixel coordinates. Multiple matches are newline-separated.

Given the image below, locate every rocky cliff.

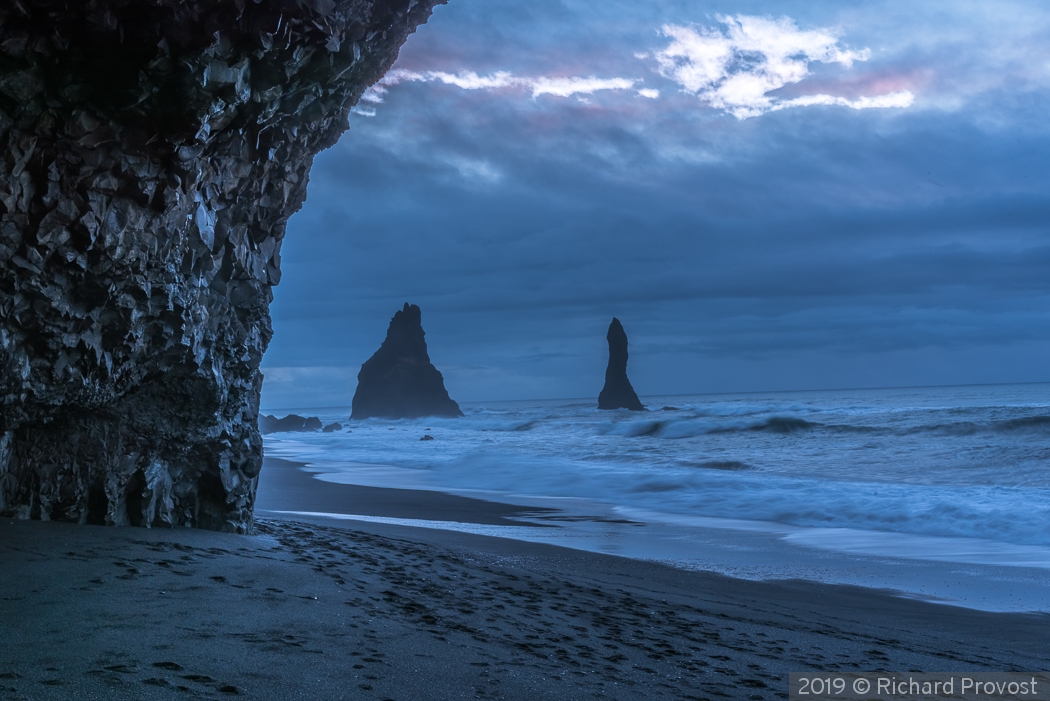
left=0, top=0, right=443, bottom=532
left=351, top=303, right=462, bottom=419
left=598, top=318, right=644, bottom=411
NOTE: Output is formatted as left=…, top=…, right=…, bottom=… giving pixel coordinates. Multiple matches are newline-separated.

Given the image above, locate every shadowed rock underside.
left=598, top=317, right=644, bottom=411
left=0, top=0, right=443, bottom=531
left=351, top=303, right=463, bottom=419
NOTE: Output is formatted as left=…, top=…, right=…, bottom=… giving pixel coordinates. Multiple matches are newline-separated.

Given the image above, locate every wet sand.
left=0, top=459, right=1046, bottom=700
left=255, top=457, right=559, bottom=526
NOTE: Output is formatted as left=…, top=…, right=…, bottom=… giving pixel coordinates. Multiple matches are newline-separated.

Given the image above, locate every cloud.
left=650, top=15, right=914, bottom=118
left=362, top=69, right=638, bottom=104
left=775, top=91, right=915, bottom=112
left=356, top=14, right=917, bottom=121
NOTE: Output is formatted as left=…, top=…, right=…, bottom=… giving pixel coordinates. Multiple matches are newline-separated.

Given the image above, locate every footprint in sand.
left=152, top=662, right=184, bottom=671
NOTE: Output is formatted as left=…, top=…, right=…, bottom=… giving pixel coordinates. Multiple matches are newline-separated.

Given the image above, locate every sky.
left=260, top=0, right=1050, bottom=410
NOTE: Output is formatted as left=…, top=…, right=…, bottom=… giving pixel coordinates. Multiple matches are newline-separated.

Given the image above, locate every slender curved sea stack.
left=0, top=0, right=443, bottom=532
left=598, top=317, right=645, bottom=411
left=351, top=303, right=463, bottom=419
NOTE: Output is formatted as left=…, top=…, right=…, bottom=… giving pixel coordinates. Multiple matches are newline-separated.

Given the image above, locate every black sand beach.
left=1, top=459, right=1046, bottom=701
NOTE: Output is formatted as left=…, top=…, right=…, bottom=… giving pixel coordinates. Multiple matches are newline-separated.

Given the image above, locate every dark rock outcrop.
left=259, top=414, right=322, bottom=434
left=598, top=318, right=645, bottom=411
left=322, top=422, right=342, bottom=433
left=258, top=415, right=279, bottom=435
left=351, top=303, right=462, bottom=419
left=0, top=0, right=443, bottom=531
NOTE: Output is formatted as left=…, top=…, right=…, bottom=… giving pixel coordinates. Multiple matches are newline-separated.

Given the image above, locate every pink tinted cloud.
left=771, top=67, right=933, bottom=101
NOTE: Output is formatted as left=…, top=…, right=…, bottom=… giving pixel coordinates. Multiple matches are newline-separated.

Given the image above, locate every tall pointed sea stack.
left=0, top=0, right=443, bottom=531
left=598, top=318, right=645, bottom=411
left=351, top=304, right=463, bottom=420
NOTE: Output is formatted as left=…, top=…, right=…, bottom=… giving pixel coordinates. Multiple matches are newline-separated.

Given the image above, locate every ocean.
left=262, top=382, right=1050, bottom=611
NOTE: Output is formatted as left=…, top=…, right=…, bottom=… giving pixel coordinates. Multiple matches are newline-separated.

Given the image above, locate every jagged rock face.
left=0, top=0, right=443, bottom=531
left=351, top=303, right=462, bottom=419
left=598, top=318, right=645, bottom=411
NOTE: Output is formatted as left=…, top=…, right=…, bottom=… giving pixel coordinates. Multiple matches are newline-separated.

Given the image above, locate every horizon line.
left=260, top=378, right=1050, bottom=414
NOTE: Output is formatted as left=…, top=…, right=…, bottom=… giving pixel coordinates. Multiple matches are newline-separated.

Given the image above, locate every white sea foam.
left=263, top=383, right=1050, bottom=609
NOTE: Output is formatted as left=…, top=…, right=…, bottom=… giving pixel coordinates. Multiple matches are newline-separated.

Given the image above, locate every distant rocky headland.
left=259, top=414, right=320, bottom=434
left=598, top=318, right=645, bottom=411
left=0, top=0, right=443, bottom=531
left=351, top=303, right=463, bottom=420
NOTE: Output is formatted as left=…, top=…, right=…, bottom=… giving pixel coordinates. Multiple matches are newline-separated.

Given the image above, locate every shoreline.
left=257, top=456, right=1050, bottom=613
left=256, top=456, right=560, bottom=527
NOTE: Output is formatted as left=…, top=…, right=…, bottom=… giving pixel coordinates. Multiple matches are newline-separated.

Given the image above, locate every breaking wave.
left=263, top=383, right=1050, bottom=550
left=605, top=415, right=820, bottom=438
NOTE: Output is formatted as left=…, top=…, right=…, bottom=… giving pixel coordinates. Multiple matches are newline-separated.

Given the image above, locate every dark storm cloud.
left=261, top=0, right=1050, bottom=408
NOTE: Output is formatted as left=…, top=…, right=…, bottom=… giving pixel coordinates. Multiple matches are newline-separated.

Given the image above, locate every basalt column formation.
left=0, top=0, right=443, bottom=532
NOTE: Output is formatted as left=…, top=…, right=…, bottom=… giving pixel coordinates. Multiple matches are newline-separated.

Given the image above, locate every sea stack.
left=351, top=304, right=463, bottom=420
left=598, top=318, right=645, bottom=411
